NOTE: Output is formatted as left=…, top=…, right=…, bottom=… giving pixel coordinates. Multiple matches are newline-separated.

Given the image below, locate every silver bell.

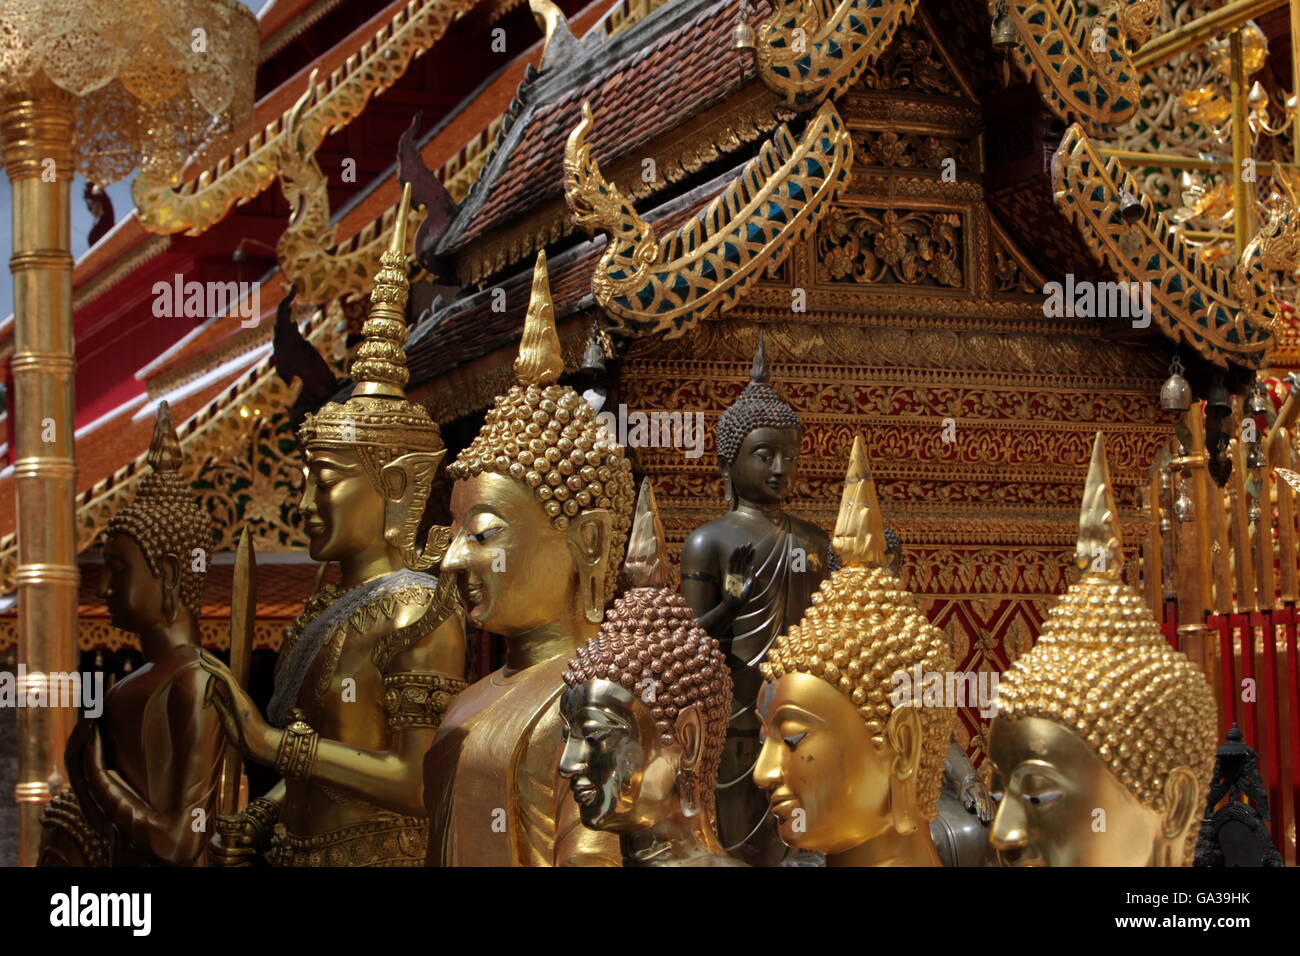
left=991, top=5, right=1017, bottom=51
left=1161, top=357, right=1192, bottom=412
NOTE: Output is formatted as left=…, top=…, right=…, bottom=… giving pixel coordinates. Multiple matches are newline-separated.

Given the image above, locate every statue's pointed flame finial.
left=750, top=329, right=770, bottom=384
left=514, top=249, right=565, bottom=387
left=147, top=400, right=183, bottom=475
left=1076, top=431, right=1123, bottom=578
left=352, top=180, right=414, bottom=398
left=832, top=433, right=888, bottom=569
left=624, top=477, right=669, bottom=588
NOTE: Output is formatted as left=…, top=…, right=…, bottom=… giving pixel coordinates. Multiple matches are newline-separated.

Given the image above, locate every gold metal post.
left=1131, top=0, right=1285, bottom=72
left=1, top=79, right=80, bottom=866
left=1230, top=30, right=1253, bottom=258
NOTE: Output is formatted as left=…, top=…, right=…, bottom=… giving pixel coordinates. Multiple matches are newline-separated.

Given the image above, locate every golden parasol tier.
left=0, top=0, right=257, bottom=865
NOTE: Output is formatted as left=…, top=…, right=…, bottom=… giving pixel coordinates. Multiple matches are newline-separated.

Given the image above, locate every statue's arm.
left=681, top=531, right=753, bottom=639
left=81, top=670, right=222, bottom=864
left=291, top=608, right=467, bottom=817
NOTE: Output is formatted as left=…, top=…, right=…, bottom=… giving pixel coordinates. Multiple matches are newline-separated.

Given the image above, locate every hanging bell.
left=1246, top=443, right=1266, bottom=470
left=991, top=5, right=1017, bottom=51
left=732, top=0, right=756, bottom=52
left=1119, top=190, right=1143, bottom=225
left=1205, top=375, right=1231, bottom=418
left=1246, top=383, right=1271, bottom=416
left=1160, top=357, right=1192, bottom=412
left=1173, top=487, right=1195, bottom=522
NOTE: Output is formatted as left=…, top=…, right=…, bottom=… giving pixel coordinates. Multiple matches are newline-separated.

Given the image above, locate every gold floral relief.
left=816, top=205, right=963, bottom=288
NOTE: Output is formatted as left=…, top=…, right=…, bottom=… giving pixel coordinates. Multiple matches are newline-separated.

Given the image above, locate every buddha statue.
left=680, top=332, right=832, bottom=865
left=199, top=183, right=468, bottom=866
left=988, top=432, right=1217, bottom=867
left=423, top=250, right=635, bottom=866
left=38, top=402, right=224, bottom=866
left=558, top=479, right=743, bottom=866
left=755, top=434, right=955, bottom=866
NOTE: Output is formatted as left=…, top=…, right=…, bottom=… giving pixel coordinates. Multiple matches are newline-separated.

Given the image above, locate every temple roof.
left=438, top=0, right=770, bottom=268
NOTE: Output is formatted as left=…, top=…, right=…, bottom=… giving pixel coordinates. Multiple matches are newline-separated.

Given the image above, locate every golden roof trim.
left=564, top=99, right=853, bottom=338
left=1052, top=123, right=1276, bottom=368
left=133, top=0, right=476, bottom=236
left=756, top=0, right=918, bottom=107
left=1002, top=0, right=1156, bottom=138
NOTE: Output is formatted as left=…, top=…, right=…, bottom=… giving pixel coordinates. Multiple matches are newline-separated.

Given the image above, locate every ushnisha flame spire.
left=750, top=328, right=769, bottom=384
left=1075, top=431, right=1123, bottom=578
left=352, top=181, right=415, bottom=399
left=147, top=399, right=184, bottom=475
left=514, top=250, right=565, bottom=387
left=832, top=434, right=887, bottom=569
left=625, top=478, right=670, bottom=589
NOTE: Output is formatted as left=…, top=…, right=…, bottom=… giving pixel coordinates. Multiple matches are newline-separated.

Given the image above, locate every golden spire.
left=832, top=433, right=888, bottom=569
left=624, top=477, right=669, bottom=589
left=147, top=400, right=183, bottom=475
left=1075, top=431, right=1123, bottom=578
left=352, top=181, right=414, bottom=398
left=514, top=249, right=564, bottom=386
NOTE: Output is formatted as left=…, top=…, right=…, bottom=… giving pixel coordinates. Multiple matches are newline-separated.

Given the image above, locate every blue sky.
left=0, top=0, right=271, bottom=320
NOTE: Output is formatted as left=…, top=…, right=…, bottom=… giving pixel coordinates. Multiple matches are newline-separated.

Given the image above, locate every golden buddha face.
left=558, top=678, right=684, bottom=832
left=444, top=471, right=609, bottom=635
left=726, top=426, right=800, bottom=507
left=300, top=446, right=387, bottom=563
left=754, top=671, right=902, bottom=853
left=99, top=532, right=175, bottom=633
left=988, top=716, right=1199, bottom=867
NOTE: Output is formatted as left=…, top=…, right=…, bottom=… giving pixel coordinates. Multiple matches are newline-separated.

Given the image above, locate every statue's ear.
left=566, top=508, right=611, bottom=623
left=884, top=704, right=923, bottom=836
left=1161, top=766, right=1202, bottom=845
left=381, top=450, right=447, bottom=552
left=675, top=704, right=704, bottom=773
left=158, top=553, right=182, bottom=623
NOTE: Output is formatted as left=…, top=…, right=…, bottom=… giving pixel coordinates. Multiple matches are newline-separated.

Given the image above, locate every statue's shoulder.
left=787, top=513, right=830, bottom=548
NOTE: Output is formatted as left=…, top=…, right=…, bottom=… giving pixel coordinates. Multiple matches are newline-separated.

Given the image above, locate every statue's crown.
left=297, top=181, right=442, bottom=454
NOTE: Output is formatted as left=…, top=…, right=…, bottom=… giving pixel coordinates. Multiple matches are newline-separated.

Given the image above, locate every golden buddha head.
left=101, top=401, right=211, bottom=633
left=559, top=480, right=731, bottom=832
left=444, top=251, right=634, bottom=635
left=756, top=435, right=954, bottom=854
left=989, top=433, right=1217, bottom=867
left=296, top=183, right=448, bottom=571
left=716, top=332, right=802, bottom=508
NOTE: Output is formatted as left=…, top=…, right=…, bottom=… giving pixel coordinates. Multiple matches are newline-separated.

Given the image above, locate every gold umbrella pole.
left=1, top=77, right=79, bottom=866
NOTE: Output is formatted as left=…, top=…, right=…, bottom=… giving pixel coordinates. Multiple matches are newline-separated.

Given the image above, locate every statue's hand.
left=210, top=810, right=269, bottom=867
left=722, top=543, right=756, bottom=607
left=961, top=772, right=995, bottom=823
left=200, top=651, right=275, bottom=764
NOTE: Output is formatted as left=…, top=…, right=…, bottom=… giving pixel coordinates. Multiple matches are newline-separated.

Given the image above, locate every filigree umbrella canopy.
left=0, top=0, right=258, bottom=184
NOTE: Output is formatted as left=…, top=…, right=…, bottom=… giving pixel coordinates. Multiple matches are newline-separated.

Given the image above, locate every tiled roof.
left=410, top=177, right=728, bottom=387
left=440, top=0, right=759, bottom=253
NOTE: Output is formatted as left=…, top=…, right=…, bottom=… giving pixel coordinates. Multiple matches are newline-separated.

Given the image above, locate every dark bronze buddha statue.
left=679, top=332, right=831, bottom=865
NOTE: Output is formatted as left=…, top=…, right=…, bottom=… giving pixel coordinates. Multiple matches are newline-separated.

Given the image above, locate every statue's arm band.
left=382, top=672, right=469, bottom=730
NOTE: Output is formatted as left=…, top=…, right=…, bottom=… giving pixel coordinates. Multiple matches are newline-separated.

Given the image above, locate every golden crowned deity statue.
left=755, top=435, right=955, bottom=866
left=423, top=250, right=635, bottom=867
left=39, top=402, right=224, bottom=866
left=199, top=183, right=468, bottom=867
left=988, top=432, right=1217, bottom=867
left=558, top=479, right=743, bottom=866
left=680, top=333, right=832, bottom=865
